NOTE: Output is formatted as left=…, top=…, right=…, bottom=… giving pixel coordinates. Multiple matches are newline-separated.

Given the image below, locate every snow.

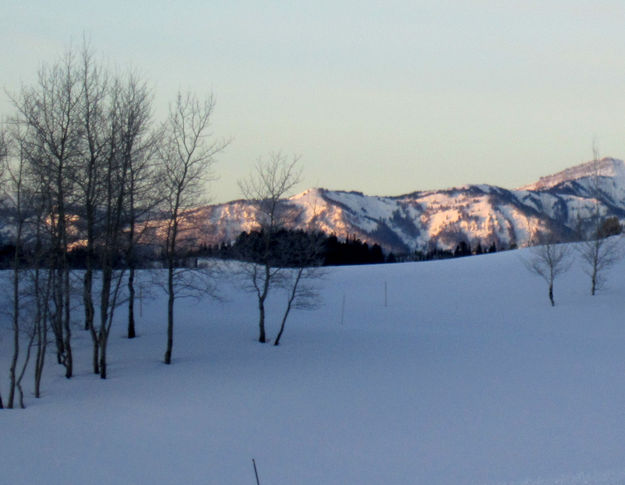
left=322, top=190, right=398, bottom=232
left=520, top=158, right=625, bottom=191
left=158, top=158, right=625, bottom=254
left=3, top=245, right=625, bottom=484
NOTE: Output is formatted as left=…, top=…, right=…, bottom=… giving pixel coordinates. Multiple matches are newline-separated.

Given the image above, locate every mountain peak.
left=519, top=157, right=625, bottom=191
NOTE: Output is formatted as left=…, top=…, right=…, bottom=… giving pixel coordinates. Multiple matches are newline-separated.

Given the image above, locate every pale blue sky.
left=3, top=1, right=625, bottom=203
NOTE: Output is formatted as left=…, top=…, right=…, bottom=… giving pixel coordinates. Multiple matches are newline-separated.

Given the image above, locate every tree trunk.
left=274, top=308, right=289, bottom=346
left=274, top=269, right=303, bottom=346
left=591, top=267, right=597, bottom=296
left=8, top=206, right=23, bottom=408
left=58, top=174, right=73, bottom=379
left=127, top=181, right=137, bottom=339
left=88, top=269, right=100, bottom=374
left=165, top=260, right=175, bottom=364
left=92, top=338, right=100, bottom=375
left=52, top=267, right=65, bottom=365
left=99, top=266, right=112, bottom=379
left=127, top=267, right=136, bottom=339
left=258, top=299, right=266, bottom=343
left=549, top=281, right=555, bottom=307
left=84, top=263, right=94, bottom=331
left=8, top=266, right=19, bottom=408
left=17, top=328, right=36, bottom=409
left=83, top=206, right=95, bottom=332
left=63, top=264, right=73, bottom=379
left=164, top=210, right=178, bottom=364
left=34, top=314, right=47, bottom=399
left=35, top=267, right=51, bottom=398
left=86, top=264, right=99, bottom=375
left=258, top=262, right=271, bottom=343
left=99, top=333, right=108, bottom=380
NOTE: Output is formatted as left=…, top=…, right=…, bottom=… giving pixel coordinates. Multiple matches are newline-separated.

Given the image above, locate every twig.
left=252, top=458, right=261, bottom=485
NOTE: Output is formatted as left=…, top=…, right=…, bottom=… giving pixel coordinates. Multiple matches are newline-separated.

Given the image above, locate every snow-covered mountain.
left=178, top=158, right=625, bottom=254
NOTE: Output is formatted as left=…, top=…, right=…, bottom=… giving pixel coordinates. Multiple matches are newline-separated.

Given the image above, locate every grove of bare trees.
left=0, top=43, right=226, bottom=406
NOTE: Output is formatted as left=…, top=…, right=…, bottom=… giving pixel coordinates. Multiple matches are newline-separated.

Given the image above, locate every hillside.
left=3, top=245, right=625, bottom=484
left=186, top=158, right=625, bottom=254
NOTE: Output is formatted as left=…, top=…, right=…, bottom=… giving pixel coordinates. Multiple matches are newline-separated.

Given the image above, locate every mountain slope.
left=189, top=158, right=625, bottom=253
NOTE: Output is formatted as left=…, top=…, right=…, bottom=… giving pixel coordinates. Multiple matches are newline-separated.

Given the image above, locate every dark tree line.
left=201, top=230, right=389, bottom=267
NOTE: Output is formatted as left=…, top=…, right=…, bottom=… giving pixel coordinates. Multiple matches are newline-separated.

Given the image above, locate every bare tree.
left=30, top=219, right=52, bottom=399
left=576, top=144, right=622, bottom=295
left=71, top=45, right=158, bottom=376
left=0, top=126, right=7, bottom=409
left=158, top=91, right=226, bottom=364
left=526, top=235, right=572, bottom=306
left=2, top=123, right=52, bottom=408
left=73, top=44, right=109, bottom=373
left=121, top=80, right=159, bottom=340
left=578, top=219, right=622, bottom=295
left=12, top=133, right=54, bottom=400
left=91, top=76, right=132, bottom=379
left=89, top=70, right=160, bottom=379
left=238, top=152, right=303, bottom=343
left=8, top=49, right=82, bottom=378
left=5, top=130, right=28, bottom=408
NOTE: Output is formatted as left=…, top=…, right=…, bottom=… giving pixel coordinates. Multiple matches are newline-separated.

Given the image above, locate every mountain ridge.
left=173, top=158, right=625, bottom=254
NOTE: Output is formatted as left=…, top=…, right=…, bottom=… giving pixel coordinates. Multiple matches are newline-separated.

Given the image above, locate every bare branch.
left=525, top=235, right=572, bottom=306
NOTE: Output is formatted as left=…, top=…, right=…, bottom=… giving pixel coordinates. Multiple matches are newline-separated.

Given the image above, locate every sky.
left=2, top=1, right=625, bottom=203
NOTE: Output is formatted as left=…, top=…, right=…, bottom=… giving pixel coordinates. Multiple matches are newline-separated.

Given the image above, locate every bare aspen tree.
left=94, top=73, right=156, bottom=379
left=9, top=49, right=82, bottom=378
left=73, top=45, right=157, bottom=376
left=238, top=153, right=302, bottom=343
left=579, top=226, right=621, bottom=295
left=0, top=127, right=7, bottom=409
left=30, top=205, right=52, bottom=398
left=121, top=78, right=158, bottom=340
left=159, top=92, right=225, bottom=364
left=2, top=124, right=50, bottom=408
left=92, top=78, right=128, bottom=379
left=577, top=144, right=622, bottom=295
left=526, top=235, right=572, bottom=306
left=6, top=131, right=27, bottom=408
left=74, top=45, right=109, bottom=373
left=8, top=127, right=54, bottom=400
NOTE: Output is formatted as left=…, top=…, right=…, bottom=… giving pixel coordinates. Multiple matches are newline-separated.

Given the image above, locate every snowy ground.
left=2, top=245, right=625, bottom=484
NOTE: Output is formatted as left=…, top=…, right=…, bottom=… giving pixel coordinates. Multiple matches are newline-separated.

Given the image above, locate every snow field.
left=2, top=244, right=625, bottom=484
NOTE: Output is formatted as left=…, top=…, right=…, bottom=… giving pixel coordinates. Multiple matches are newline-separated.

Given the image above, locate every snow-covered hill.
left=189, top=158, right=625, bottom=253
left=4, top=245, right=625, bottom=484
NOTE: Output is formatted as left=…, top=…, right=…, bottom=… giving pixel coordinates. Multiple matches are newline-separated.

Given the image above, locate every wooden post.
left=340, top=293, right=346, bottom=325
left=384, top=280, right=388, bottom=307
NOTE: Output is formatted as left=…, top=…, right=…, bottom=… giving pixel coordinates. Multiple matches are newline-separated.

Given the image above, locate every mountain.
left=184, top=157, right=625, bottom=254
left=520, top=157, right=625, bottom=192
left=1, top=157, right=621, bottom=257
